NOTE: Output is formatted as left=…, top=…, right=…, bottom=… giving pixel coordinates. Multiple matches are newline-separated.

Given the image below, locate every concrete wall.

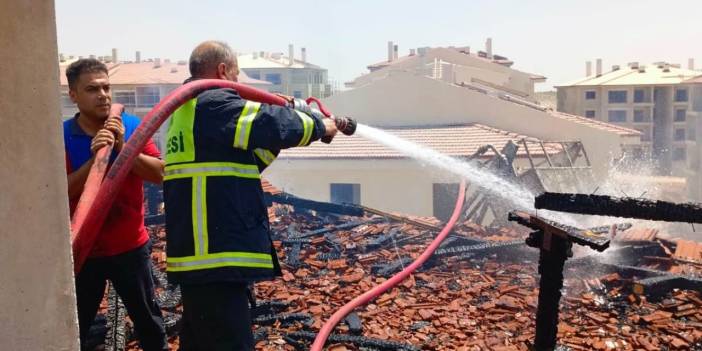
left=267, top=157, right=535, bottom=218
left=322, top=72, right=624, bottom=178
left=266, top=159, right=499, bottom=217
left=0, top=1, right=79, bottom=350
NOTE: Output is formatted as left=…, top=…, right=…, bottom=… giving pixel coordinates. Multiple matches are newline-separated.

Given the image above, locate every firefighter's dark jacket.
left=163, top=87, right=325, bottom=284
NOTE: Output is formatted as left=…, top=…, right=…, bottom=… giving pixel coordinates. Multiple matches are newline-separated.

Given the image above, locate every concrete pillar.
left=0, top=1, right=79, bottom=350
left=387, top=41, right=394, bottom=62
left=288, top=44, right=294, bottom=66
left=486, top=37, right=493, bottom=59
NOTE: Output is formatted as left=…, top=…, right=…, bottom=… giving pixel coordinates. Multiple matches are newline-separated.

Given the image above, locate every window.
left=608, top=110, right=627, bottom=122
left=264, top=73, right=282, bottom=85
left=245, top=70, right=261, bottom=80
left=585, top=91, right=596, bottom=100
left=675, top=88, right=689, bottom=102
left=293, top=91, right=302, bottom=98
left=634, top=89, right=646, bottom=103
left=675, top=128, right=685, bottom=141
left=585, top=110, right=595, bottom=118
left=136, top=87, right=160, bottom=108
left=330, top=183, right=360, bottom=205
left=433, top=183, right=459, bottom=222
left=633, top=109, right=648, bottom=122
left=608, top=90, right=627, bottom=103
left=673, top=148, right=686, bottom=161
left=60, top=92, right=73, bottom=108
left=291, top=71, right=309, bottom=84
left=675, top=109, right=687, bottom=122
left=113, top=91, right=136, bottom=107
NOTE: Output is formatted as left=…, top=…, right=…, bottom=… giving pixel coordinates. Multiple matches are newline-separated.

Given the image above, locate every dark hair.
left=189, top=41, right=236, bottom=78
left=66, top=58, right=108, bottom=89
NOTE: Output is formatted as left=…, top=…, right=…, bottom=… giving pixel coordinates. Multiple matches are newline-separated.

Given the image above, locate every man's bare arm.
left=132, top=154, right=164, bottom=184
left=67, top=157, right=95, bottom=201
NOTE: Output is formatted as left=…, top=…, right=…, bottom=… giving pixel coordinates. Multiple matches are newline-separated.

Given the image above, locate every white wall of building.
left=322, top=72, right=627, bottom=178
left=267, top=159, right=469, bottom=216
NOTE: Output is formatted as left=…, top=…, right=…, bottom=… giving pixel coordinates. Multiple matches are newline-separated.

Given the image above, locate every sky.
left=55, top=0, right=702, bottom=91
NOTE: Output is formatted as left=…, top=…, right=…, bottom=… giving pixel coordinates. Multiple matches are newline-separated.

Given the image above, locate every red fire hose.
left=69, top=104, right=122, bottom=241
left=311, top=180, right=467, bottom=351
left=70, top=79, right=288, bottom=273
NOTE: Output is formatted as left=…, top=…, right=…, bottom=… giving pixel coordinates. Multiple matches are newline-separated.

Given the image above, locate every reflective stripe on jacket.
left=163, top=87, right=325, bottom=284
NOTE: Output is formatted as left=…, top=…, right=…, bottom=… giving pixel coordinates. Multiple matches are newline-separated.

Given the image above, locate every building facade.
left=556, top=60, right=701, bottom=177
left=238, top=45, right=332, bottom=99
left=346, top=38, right=546, bottom=101
left=265, top=44, right=642, bottom=219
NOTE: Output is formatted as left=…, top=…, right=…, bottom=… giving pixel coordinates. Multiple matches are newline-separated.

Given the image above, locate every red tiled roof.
left=615, top=228, right=659, bottom=242
left=59, top=62, right=270, bottom=86
left=280, top=124, right=561, bottom=159
left=674, top=240, right=702, bottom=263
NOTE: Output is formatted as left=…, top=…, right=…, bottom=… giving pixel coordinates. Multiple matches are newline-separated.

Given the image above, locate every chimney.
left=387, top=41, right=394, bottom=62
left=136, top=51, right=141, bottom=63
left=288, top=44, right=294, bottom=66
left=586, top=61, right=592, bottom=76
left=410, top=48, right=416, bottom=56
left=612, top=65, right=620, bottom=71
left=154, top=58, right=161, bottom=68
left=59, top=53, right=65, bottom=62
left=301, top=47, right=306, bottom=63
left=89, top=54, right=96, bottom=59
left=596, top=58, right=602, bottom=76
left=253, top=51, right=258, bottom=59
left=628, top=61, right=639, bottom=70
left=486, top=38, right=493, bottom=59
left=689, top=58, right=695, bottom=70
left=111, top=48, right=118, bottom=63
left=393, top=44, right=398, bottom=61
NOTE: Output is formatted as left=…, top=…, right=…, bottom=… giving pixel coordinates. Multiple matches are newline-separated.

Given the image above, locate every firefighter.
left=163, top=41, right=337, bottom=350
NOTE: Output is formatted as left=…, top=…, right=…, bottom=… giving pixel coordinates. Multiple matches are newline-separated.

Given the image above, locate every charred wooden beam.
left=535, top=192, right=702, bottom=223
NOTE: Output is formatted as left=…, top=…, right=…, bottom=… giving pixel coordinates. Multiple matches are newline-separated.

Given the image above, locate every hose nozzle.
left=334, top=116, right=357, bottom=136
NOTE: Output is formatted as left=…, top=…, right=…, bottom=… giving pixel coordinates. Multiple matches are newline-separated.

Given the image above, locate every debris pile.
left=106, top=194, right=702, bottom=351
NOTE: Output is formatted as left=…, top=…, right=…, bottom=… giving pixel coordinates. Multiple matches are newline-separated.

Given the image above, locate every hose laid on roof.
left=310, top=180, right=467, bottom=351
left=71, top=79, right=288, bottom=273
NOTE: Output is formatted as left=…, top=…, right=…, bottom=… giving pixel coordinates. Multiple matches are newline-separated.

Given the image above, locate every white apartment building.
left=345, top=38, right=546, bottom=101
left=556, top=59, right=701, bottom=178
left=238, top=45, right=332, bottom=99
left=264, top=42, right=642, bottom=219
